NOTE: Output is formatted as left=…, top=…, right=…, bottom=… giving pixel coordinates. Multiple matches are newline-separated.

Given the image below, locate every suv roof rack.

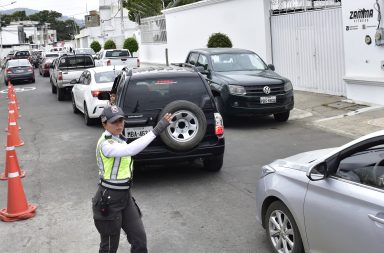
left=171, top=63, right=200, bottom=72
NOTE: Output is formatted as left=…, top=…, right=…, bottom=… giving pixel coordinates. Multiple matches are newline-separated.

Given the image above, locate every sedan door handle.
left=368, top=214, right=384, bottom=224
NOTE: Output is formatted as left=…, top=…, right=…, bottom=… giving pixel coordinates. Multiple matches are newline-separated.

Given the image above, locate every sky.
left=0, top=0, right=100, bottom=19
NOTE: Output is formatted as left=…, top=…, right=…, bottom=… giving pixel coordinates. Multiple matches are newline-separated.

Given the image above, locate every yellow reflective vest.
left=96, top=133, right=133, bottom=189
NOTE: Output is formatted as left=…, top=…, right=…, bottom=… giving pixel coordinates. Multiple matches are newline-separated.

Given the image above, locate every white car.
left=71, top=66, right=124, bottom=125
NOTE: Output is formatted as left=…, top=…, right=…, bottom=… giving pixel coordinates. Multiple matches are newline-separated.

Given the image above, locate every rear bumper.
left=224, top=91, right=294, bottom=116
left=6, top=73, right=34, bottom=82
left=133, top=139, right=225, bottom=163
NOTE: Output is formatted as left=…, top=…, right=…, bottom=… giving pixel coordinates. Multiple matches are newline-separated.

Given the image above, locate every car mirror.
left=267, top=64, right=275, bottom=71
left=307, top=162, right=327, bottom=181
left=70, top=79, right=78, bottom=84
left=98, top=92, right=111, bottom=101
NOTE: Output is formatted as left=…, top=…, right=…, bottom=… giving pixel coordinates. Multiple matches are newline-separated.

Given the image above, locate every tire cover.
left=159, top=100, right=207, bottom=151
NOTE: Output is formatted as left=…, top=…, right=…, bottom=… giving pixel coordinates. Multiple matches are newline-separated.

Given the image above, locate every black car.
left=2, top=59, right=35, bottom=85
left=111, top=67, right=225, bottom=171
left=185, top=48, right=294, bottom=122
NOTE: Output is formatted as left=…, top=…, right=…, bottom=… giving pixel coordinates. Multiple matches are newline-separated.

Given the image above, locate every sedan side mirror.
left=267, top=64, right=275, bottom=71
left=307, top=162, right=327, bottom=181
left=70, top=79, right=78, bottom=84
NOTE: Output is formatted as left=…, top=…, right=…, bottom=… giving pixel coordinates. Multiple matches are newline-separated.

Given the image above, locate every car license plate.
left=260, top=96, right=276, bottom=104
left=125, top=126, right=153, bottom=139
left=16, top=69, right=25, bottom=73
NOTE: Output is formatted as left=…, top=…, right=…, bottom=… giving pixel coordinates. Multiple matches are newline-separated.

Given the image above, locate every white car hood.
left=270, top=148, right=336, bottom=172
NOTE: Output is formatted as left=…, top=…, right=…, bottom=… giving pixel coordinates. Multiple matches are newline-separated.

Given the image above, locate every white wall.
left=140, top=44, right=168, bottom=64
left=342, top=0, right=384, bottom=105
left=162, top=0, right=271, bottom=64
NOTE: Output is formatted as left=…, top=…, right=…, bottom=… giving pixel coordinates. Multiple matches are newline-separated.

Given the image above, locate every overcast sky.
left=0, top=0, right=100, bottom=19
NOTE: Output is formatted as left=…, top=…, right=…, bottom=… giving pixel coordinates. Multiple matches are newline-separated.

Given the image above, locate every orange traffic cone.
left=0, top=146, right=26, bottom=180
left=6, top=110, right=24, bottom=147
left=7, top=82, right=14, bottom=99
left=0, top=152, right=36, bottom=222
left=8, top=99, right=20, bottom=119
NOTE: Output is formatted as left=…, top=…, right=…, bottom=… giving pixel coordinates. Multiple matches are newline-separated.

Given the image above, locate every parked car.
left=51, top=54, right=95, bottom=101
left=12, top=50, right=32, bottom=63
left=256, top=130, right=384, bottom=253
left=71, top=66, right=125, bottom=125
left=111, top=66, right=225, bottom=171
left=185, top=48, right=294, bottom=122
left=73, top=48, right=96, bottom=58
left=2, top=59, right=35, bottom=85
left=94, top=49, right=140, bottom=68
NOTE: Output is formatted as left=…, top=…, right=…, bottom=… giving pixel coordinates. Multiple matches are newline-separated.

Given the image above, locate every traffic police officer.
left=92, top=105, right=172, bottom=253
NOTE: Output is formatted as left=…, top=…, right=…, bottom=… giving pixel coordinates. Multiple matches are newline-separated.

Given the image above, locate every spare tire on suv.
left=159, top=100, right=207, bottom=151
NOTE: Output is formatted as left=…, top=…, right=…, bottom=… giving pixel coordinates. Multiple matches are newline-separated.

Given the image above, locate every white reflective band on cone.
left=5, top=146, right=15, bottom=151
left=10, top=122, right=16, bottom=126
left=9, top=110, right=15, bottom=113
left=8, top=172, right=19, bottom=178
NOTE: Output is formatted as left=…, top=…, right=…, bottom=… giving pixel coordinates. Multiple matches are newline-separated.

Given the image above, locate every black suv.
left=185, top=48, right=294, bottom=122
left=113, top=67, right=225, bottom=171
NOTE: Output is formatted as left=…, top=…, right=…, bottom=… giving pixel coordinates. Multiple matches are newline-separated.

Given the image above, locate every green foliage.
left=207, top=33, right=233, bottom=48
left=1, top=10, right=79, bottom=41
left=104, top=39, right=117, bottom=50
left=124, top=0, right=201, bottom=22
left=123, top=37, right=139, bottom=53
left=90, top=41, right=102, bottom=53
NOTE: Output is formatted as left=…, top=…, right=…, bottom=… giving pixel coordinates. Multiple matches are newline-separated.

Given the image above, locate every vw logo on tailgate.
left=263, top=86, right=271, bottom=95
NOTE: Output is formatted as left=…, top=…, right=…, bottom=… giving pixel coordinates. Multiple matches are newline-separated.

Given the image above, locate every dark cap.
left=101, top=105, right=125, bottom=123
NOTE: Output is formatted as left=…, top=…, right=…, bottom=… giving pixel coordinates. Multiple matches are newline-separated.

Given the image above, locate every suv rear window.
left=58, top=56, right=94, bottom=69
left=106, top=50, right=129, bottom=57
left=15, top=51, right=30, bottom=56
left=123, top=76, right=208, bottom=113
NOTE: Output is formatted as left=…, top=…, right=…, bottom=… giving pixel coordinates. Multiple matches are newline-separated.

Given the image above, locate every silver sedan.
left=256, top=130, right=384, bottom=253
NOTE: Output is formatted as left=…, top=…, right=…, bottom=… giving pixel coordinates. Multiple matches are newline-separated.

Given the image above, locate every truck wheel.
left=159, top=100, right=207, bottom=151
left=274, top=111, right=290, bottom=122
left=203, top=154, right=223, bottom=172
left=57, top=87, right=65, bottom=101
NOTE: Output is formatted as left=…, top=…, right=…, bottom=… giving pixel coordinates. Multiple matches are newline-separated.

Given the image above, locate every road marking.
left=0, top=87, right=36, bottom=94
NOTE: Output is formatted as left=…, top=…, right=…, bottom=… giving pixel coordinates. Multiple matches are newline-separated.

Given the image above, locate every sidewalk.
left=291, top=90, right=384, bottom=138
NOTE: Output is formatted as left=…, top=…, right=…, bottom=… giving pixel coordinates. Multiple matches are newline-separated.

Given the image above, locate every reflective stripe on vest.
left=96, top=134, right=133, bottom=183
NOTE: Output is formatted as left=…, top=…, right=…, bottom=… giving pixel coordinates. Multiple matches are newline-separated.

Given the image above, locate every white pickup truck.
left=94, top=49, right=140, bottom=68
left=51, top=54, right=95, bottom=101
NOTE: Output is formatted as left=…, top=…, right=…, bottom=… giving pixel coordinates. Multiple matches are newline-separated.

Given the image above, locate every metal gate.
left=271, top=6, right=346, bottom=95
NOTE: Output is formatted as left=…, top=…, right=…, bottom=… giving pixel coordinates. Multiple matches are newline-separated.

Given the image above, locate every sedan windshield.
left=94, top=71, right=119, bottom=83
left=210, top=53, right=266, bottom=72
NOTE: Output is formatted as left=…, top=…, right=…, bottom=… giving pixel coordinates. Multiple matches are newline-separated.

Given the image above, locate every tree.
left=207, top=33, right=233, bottom=48
left=104, top=39, right=117, bottom=49
left=124, top=0, right=201, bottom=22
left=90, top=41, right=102, bottom=53
left=123, top=37, right=139, bottom=53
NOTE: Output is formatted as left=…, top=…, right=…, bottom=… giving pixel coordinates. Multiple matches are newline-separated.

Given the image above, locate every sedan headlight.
left=228, top=85, right=246, bottom=95
left=284, top=81, right=293, bottom=92
left=259, top=165, right=276, bottom=178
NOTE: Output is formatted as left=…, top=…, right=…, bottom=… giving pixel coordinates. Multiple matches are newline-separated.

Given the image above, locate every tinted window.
left=105, top=50, right=129, bottom=57
left=123, top=76, right=207, bottom=113
left=58, top=56, right=94, bottom=69
left=210, top=53, right=267, bottom=72
left=197, top=54, right=209, bottom=70
left=187, top=53, right=199, bottom=65
left=94, top=71, right=119, bottom=83
left=337, top=144, right=384, bottom=189
left=46, top=53, right=59, bottom=58
left=15, top=51, right=30, bottom=56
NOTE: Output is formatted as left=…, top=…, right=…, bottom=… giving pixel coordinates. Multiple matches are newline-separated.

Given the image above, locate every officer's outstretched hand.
left=152, top=113, right=172, bottom=136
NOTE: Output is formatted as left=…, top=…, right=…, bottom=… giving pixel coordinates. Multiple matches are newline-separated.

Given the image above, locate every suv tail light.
left=106, top=60, right=111, bottom=66
left=137, top=58, right=140, bottom=67
left=58, top=71, right=63, bottom=81
left=91, top=90, right=101, bottom=97
left=214, top=113, right=224, bottom=137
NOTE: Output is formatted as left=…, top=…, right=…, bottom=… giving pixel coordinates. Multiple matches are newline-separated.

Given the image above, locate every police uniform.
left=92, top=105, right=170, bottom=253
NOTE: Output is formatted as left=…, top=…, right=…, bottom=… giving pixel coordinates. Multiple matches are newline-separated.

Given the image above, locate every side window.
left=79, top=72, right=86, bottom=84
left=196, top=54, right=209, bottom=70
left=115, top=74, right=126, bottom=105
left=85, top=72, right=92, bottom=85
left=336, top=143, right=384, bottom=189
left=187, top=53, right=199, bottom=65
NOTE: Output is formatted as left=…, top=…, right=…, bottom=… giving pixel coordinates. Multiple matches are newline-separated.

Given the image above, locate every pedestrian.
left=92, top=105, right=172, bottom=253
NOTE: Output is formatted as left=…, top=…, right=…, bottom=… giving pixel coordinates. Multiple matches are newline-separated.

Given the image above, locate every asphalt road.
left=0, top=70, right=350, bottom=253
